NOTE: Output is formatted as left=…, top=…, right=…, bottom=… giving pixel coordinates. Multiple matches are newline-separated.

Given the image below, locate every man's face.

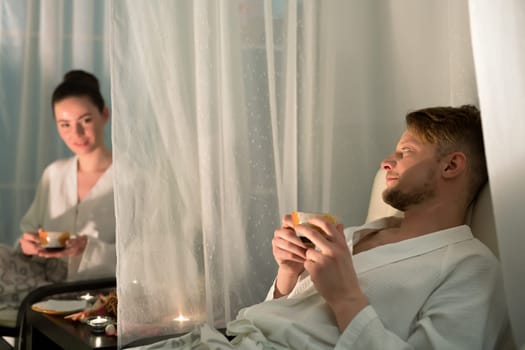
left=381, top=128, right=440, bottom=211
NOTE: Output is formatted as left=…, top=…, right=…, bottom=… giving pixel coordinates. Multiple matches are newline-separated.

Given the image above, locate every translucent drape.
left=0, top=0, right=110, bottom=245
left=469, top=0, right=525, bottom=346
left=110, top=0, right=478, bottom=346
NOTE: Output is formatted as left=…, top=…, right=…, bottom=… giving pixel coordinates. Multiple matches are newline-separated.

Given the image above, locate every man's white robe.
left=130, top=218, right=508, bottom=350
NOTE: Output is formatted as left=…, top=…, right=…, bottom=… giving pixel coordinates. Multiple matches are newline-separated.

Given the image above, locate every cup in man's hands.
left=38, top=229, right=70, bottom=249
left=291, top=211, right=338, bottom=247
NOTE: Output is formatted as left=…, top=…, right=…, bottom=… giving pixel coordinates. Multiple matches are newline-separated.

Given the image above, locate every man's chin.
left=383, top=190, right=407, bottom=211
left=386, top=200, right=406, bottom=212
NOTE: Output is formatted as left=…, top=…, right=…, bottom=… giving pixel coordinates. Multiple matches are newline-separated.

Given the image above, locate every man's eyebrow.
left=397, top=139, right=423, bottom=151
left=399, top=137, right=419, bottom=145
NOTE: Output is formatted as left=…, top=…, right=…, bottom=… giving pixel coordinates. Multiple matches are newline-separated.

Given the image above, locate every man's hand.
left=38, top=235, right=88, bottom=258
left=297, top=217, right=368, bottom=332
left=272, top=214, right=308, bottom=298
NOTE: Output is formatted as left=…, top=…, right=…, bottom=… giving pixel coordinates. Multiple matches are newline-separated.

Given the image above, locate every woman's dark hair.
left=51, top=70, right=105, bottom=113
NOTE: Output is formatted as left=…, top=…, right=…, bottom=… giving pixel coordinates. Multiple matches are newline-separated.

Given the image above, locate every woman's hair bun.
left=52, top=69, right=105, bottom=112
left=63, top=70, right=100, bottom=91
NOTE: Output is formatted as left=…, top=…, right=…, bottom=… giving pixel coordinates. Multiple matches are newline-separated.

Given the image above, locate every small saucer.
left=44, top=246, right=66, bottom=251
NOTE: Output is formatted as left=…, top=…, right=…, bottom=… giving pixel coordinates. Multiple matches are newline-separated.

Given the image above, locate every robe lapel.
left=78, top=164, right=113, bottom=203
left=287, top=218, right=474, bottom=300
left=352, top=223, right=473, bottom=274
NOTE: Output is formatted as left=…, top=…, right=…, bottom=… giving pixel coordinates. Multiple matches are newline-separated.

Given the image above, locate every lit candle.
left=87, top=316, right=110, bottom=333
left=173, top=313, right=192, bottom=331
left=173, top=314, right=190, bottom=323
left=79, top=292, right=94, bottom=302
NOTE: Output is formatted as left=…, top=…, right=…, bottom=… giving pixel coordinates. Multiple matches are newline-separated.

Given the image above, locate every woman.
left=0, top=70, right=115, bottom=311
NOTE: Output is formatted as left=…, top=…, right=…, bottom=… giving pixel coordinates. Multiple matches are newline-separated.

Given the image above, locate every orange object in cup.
left=291, top=211, right=338, bottom=246
left=38, top=229, right=70, bottom=249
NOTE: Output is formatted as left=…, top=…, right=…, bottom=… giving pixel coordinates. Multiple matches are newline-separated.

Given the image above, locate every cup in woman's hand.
left=38, top=229, right=70, bottom=249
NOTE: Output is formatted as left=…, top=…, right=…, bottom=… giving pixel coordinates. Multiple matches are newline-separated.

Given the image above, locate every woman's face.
left=54, top=96, right=109, bottom=156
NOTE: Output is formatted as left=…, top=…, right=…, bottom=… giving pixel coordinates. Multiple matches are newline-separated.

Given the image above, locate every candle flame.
left=173, top=314, right=190, bottom=322
left=80, top=293, right=93, bottom=300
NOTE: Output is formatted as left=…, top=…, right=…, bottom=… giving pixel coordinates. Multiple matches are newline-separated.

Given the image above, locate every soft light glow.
left=91, top=316, right=108, bottom=325
left=173, top=314, right=190, bottom=322
left=87, top=315, right=110, bottom=333
left=79, top=292, right=94, bottom=301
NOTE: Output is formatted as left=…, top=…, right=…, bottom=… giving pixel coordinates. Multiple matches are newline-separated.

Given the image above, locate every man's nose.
left=381, top=154, right=396, bottom=170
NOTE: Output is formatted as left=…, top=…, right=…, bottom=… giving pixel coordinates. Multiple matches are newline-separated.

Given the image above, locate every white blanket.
left=129, top=218, right=508, bottom=350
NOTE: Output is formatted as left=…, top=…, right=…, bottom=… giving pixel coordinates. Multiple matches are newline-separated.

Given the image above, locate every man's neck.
left=398, top=200, right=467, bottom=238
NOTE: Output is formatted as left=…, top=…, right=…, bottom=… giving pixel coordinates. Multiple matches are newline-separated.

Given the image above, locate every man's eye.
left=59, top=123, right=69, bottom=128
left=398, top=147, right=413, bottom=156
left=82, top=118, right=92, bottom=124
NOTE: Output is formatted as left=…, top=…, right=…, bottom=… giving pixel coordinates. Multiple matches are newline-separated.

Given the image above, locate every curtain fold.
left=110, top=0, right=479, bottom=346
left=110, top=1, right=341, bottom=345
left=469, top=0, right=525, bottom=346
left=0, top=0, right=110, bottom=245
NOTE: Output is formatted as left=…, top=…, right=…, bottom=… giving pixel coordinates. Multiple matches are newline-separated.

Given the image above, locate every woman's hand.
left=38, top=235, right=88, bottom=258
left=19, top=232, right=41, bottom=255
left=272, top=214, right=308, bottom=297
left=298, top=217, right=368, bottom=332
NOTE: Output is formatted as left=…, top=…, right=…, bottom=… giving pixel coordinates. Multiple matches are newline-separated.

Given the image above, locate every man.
left=265, top=105, right=506, bottom=349
left=131, top=105, right=507, bottom=349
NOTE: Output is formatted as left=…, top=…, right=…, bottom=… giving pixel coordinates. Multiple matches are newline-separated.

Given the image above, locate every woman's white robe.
left=19, top=156, right=116, bottom=280
left=0, top=156, right=115, bottom=326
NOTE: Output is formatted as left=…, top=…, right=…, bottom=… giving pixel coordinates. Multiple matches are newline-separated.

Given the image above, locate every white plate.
left=31, top=299, right=88, bottom=315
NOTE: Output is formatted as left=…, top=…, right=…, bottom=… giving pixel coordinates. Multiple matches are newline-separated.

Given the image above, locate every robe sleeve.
left=264, top=280, right=277, bottom=301
left=19, top=166, right=51, bottom=235
left=72, top=237, right=116, bottom=279
left=335, top=251, right=507, bottom=350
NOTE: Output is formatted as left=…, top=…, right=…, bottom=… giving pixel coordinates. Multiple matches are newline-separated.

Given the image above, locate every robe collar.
left=347, top=217, right=473, bottom=274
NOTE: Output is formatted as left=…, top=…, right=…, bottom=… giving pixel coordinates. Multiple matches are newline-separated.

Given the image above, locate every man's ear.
left=442, top=152, right=467, bottom=179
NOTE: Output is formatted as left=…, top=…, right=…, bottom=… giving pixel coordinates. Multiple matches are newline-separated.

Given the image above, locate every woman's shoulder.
left=42, top=156, right=76, bottom=176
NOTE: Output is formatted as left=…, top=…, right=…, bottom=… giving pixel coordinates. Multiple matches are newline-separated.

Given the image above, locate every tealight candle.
left=79, top=292, right=95, bottom=302
left=173, top=314, right=190, bottom=323
left=87, top=316, right=110, bottom=333
left=173, top=314, right=193, bottom=332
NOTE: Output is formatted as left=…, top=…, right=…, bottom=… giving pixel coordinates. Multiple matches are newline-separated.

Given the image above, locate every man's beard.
left=382, top=172, right=436, bottom=211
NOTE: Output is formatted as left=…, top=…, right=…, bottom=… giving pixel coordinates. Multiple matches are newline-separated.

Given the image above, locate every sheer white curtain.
left=110, top=0, right=478, bottom=346
left=469, top=0, right=525, bottom=346
left=0, top=0, right=110, bottom=245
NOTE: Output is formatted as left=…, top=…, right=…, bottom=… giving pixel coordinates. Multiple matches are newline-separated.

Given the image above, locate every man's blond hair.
left=406, top=105, right=487, bottom=205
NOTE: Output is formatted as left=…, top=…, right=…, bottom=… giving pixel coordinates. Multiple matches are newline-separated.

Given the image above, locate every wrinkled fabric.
left=128, top=218, right=507, bottom=350
left=0, top=245, right=67, bottom=306
left=0, top=245, right=67, bottom=327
